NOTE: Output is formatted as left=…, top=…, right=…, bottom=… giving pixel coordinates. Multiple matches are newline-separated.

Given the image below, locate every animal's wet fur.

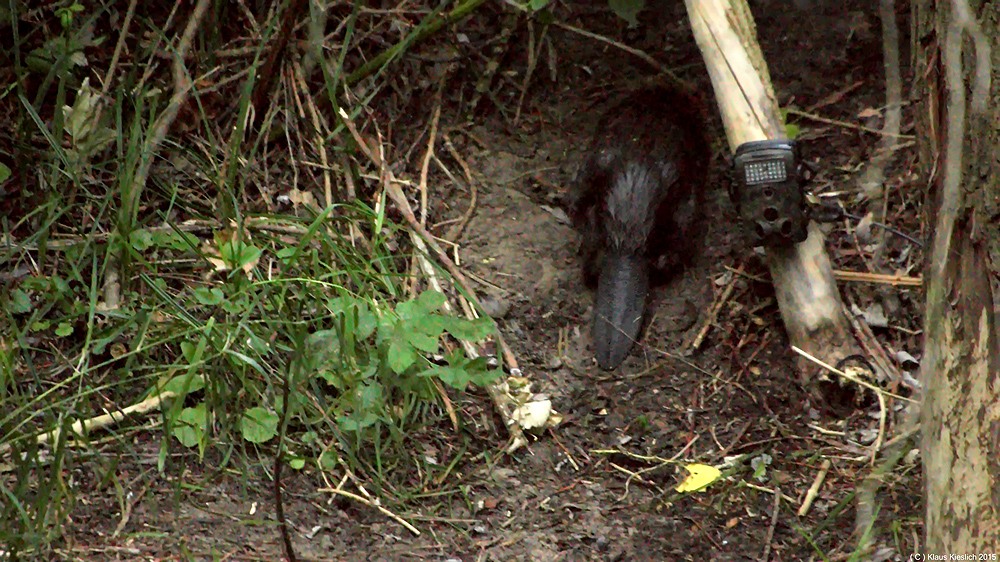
left=568, top=85, right=711, bottom=368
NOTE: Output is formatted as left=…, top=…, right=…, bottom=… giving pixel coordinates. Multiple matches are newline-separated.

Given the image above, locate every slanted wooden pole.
left=685, top=0, right=857, bottom=384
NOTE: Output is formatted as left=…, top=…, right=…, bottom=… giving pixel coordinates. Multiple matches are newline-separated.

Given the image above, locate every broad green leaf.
left=152, top=230, right=199, bottom=252
left=318, top=450, right=338, bottom=469
left=8, top=289, right=31, bottom=314
left=358, top=363, right=377, bottom=381
left=51, top=276, right=69, bottom=295
left=153, top=373, right=206, bottom=397
left=275, top=246, right=298, bottom=261
left=421, top=364, right=472, bottom=390
left=609, top=0, right=645, bottom=27
left=433, top=315, right=496, bottom=341
left=415, top=289, right=446, bottom=314
left=326, top=296, right=350, bottom=314
left=130, top=229, right=154, bottom=251
left=316, top=368, right=345, bottom=389
left=218, top=240, right=263, bottom=272
left=241, top=406, right=279, bottom=444
left=409, top=310, right=444, bottom=337
left=180, top=341, right=197, bottom=363
left=355, top=304, right=377, bottom=339
left=388, top=328, right=418, bottom=373
left=233, top=243, right=263, bottom=271
left=421, top=362, right=500, bottom=390
left=172, top=404, right=207, bottom=448
left=376, top=313, right=396, bottom=345
left=407, top=330, right=439, bottom=354
left=221, top=298, right=248, bottom=314
left=304, top=329, right=342, bottom=372
left=338, top=411, right=378, bottom=431
left=354, top=381, right=383, bottom=411
left=395, top=299, right=418, bottom=321
left=397, top=290, right=445, bottom=320
left=192, top=287, right=225, bottom=305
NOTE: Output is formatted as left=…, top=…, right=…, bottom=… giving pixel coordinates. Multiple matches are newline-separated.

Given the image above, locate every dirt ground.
left=55, top=1, right=925, bottom=561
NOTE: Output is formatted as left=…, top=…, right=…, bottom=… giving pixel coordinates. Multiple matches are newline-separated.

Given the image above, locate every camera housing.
left=731, top=139, right=809, bottom=248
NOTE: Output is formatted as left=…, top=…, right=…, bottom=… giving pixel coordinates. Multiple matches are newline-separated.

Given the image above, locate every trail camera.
left=731, top=139, right=809, bottom=247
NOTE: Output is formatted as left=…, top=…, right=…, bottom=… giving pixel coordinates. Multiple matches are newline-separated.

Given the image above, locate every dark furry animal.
left=569, top=86, right=711, bottom=369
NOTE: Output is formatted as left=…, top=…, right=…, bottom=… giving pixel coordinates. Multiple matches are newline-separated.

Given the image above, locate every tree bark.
left=915, top=0, right=1000, bottom=550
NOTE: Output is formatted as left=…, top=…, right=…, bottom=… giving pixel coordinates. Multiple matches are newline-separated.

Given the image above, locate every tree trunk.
left=915, top=0, right=1000, bottom=549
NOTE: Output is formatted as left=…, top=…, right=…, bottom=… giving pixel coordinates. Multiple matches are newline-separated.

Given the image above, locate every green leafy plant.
left=55, top=1, right=85, bottom=28
left=0, top=0, right=507, bottom=554
left=140, top=253, right=499, bottom=461
left=300, top=290, right=498, bottom=435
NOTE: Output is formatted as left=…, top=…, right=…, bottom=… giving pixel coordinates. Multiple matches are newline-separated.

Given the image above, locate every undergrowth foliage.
left=0, top=0, right=507, bottom=555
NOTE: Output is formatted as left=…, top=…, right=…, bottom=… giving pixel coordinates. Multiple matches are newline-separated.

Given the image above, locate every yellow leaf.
left=676, top=463, right=722, bottom=493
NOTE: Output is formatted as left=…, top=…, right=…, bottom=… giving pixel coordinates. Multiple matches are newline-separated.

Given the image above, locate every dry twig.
left=797, top=459, right=831, bottom=517
left=683, top=266, right=743, bottom=353
left=442, top=133, right=479, bottom=242
left=760, top=486, right=781, bottom=562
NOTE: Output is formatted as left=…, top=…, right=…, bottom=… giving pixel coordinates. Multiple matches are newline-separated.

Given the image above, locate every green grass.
left=0, top=0, right=502, bottom=557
